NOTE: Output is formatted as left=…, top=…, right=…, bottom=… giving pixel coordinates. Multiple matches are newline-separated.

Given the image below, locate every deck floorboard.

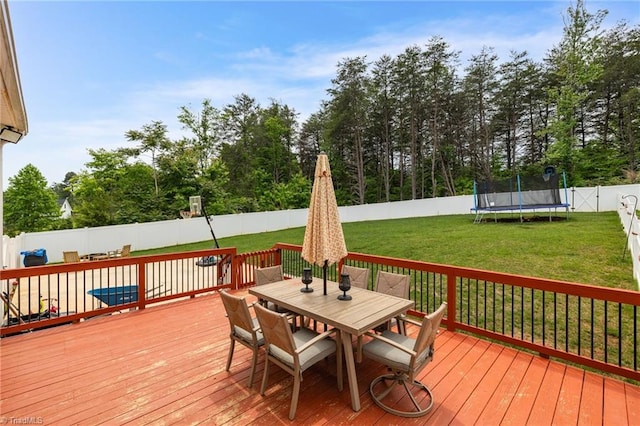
left=2, top=289, right=639, bottom=425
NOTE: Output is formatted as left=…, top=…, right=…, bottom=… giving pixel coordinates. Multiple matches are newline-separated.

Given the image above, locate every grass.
left=136, top=212, right=636, bottom=291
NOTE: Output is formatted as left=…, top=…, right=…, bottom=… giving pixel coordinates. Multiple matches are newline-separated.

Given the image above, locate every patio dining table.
left=249, top=277, right=414, bottom=412
left=80, top=252, right=109, bottom=261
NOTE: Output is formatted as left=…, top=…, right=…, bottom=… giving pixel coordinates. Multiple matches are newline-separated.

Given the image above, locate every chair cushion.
left=233, top=317, right=264, bottom=346
left=362, top=330, right=417, bottom=372
left=269, top=328, right=335, bottom=372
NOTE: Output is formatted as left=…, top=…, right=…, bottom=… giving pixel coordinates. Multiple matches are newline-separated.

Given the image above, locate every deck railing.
left=272, top=242, right=640, bottom=382
left=2, top=243, right=639, bottom=383
left=1, top=248, right=236, bottom=336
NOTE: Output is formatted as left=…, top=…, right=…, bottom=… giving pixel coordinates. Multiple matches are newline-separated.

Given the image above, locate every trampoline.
left=471, top=169, right=570, bottom=223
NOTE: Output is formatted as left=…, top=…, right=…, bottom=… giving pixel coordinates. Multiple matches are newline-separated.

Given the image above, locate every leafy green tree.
left=463, top=46, right=498, bottom=180
left=51, top=171, right=77, bottom=202
left=177, top=99, right=221, bottom=175
left=155, top=137, right=201, bottom=214
left=544, top=0, right=607, bottom=182
left=125, top=121, right=170, bottom=196
left=519, top=61, right=549, bottom=168
left=493, top=50, right=532, bottom=174
left=254, top=100, right=299, bottom=185
left=72, top=149, right=160, bottom=226
left=326, top=56, right=370, bottom=204
left=49, top=171, right=77, bottom=230
left=369, top=54, right=397, bottom=202
left=4, top=164, right=61, bottom=236
left=393, top=45, right=426, bottom=199
left=256, top=172, right=311, bottom=211
left=70, top=173, right=113, bottom=227
left=219, top=94, right=260, bottom=205
left=423, top=37, right=459, bottom=196
left=297, top=106, right=333, bottom=183
left=199, top=158, right=235, bottom=215
left=593, top=22, right=640, bottom=177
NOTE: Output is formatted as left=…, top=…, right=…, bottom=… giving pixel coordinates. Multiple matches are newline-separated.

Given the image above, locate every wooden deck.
left=1, top=289, right=639, bottom=425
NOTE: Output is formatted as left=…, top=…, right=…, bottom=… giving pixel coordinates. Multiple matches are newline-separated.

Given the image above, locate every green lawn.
left=137, top=212, right=635, bottom=290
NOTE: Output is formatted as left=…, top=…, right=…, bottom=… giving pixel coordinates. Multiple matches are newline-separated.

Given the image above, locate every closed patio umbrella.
left=302, top=152, right=348, bottom=295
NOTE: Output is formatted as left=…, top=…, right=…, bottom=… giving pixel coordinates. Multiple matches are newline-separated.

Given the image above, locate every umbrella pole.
left=323, top=260, right=328, bottom=295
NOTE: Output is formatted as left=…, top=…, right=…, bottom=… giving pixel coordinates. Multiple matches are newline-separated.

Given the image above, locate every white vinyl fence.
left=619, top=192, right=640, bottom=289
left=3, top=184, right=640, bottom=277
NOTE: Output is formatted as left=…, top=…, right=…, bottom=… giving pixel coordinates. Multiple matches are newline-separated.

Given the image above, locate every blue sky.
left=4, top=0, right=639, bottom=187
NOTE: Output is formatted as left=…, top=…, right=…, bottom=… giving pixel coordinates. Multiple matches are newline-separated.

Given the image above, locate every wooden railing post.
left=275, top=248, right=282, bottom=267
left=447, top=272, right=457, bottom=331
left=138, top=259, right=146, bottom=310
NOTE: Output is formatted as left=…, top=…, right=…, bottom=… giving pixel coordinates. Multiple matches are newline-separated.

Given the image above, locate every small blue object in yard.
left=88, top=285, right=138, bottom=306
left=20, top=248, right=48, bottom=267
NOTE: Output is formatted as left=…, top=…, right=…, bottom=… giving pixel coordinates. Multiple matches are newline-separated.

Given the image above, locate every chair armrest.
left=398, top=316, right=421, bottom=328
left=296, top=328, right=337, bottom=354
left=364, top=331, right=417, bottom=357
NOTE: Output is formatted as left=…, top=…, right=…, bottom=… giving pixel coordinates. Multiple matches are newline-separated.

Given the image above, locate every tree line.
left=3, top=0, right=639, bottom=235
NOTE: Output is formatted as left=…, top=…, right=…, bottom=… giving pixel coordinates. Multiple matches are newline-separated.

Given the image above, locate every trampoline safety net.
left=472, top=172, right=569, bottom=223
left=475, top=174, right=563, bottom=210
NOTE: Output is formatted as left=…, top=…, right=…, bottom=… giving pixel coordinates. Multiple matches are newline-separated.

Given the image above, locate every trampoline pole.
left=622, top=194, right=638, bottom=261
left=473, top=180, right=477, bottom=210
left=517, top=175, right=523, bottom=222
left=562, top=171, right=569, bottom=206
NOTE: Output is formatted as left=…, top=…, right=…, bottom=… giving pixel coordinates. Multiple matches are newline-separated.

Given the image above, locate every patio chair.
left=63, top=251, right=81, bottom=263
left=255, top=265, right=284, bottom=287
left=374, top=270, right=410, bottom=334
left=340, top=265, right=371, bottom=290
left=220, top=290, right=264, bottom=388
left=255, top=265, right=298, bottom=325
left=362, top=302, right=447, bottom=417
left=109, top=244, right=131, bottom=258
left=254, top=303, right=342, bottom=420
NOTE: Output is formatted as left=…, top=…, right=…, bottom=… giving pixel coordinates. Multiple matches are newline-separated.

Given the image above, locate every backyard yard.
left=138, top=212, right=635, bottom=291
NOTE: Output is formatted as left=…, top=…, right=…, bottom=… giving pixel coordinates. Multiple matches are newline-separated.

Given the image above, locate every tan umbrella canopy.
left=302, top=152, right=348, bottom=295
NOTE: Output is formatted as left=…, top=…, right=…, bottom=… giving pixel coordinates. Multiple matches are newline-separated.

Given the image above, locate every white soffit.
left=0, top=0, right=27, bottom=142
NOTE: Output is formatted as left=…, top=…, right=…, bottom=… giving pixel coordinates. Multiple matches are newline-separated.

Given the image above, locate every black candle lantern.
left=301, top=267, right=314, bottom=293
left=338, top=273, right=352, bottom=301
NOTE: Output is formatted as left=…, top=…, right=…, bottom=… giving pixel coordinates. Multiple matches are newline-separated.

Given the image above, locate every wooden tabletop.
left=249, top=277, right=414, bottom=336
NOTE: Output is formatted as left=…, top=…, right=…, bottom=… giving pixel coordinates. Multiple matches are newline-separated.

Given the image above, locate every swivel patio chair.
left=254, top=303, right=342, bottom=420
left=362, top=302, right=447, bottom=417
left=340, top=265, right=371, bottom=290
left=220, top=290, right=264, bottom=388
left=374, top=270, right=410, bottom=334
